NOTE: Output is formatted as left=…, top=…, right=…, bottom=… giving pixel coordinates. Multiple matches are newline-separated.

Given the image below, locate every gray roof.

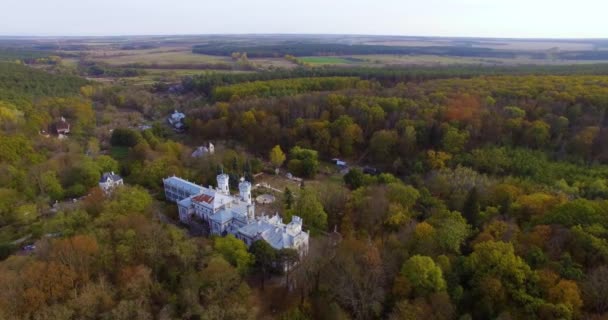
left=163, top=176, right=203, bottom=195
left=177, top=197, right=192, bottom=208
left=237, top=214, right=308, bottom=250
left=210, top=209, right=235, bottom=224
left=100, top=172, right=122, bottom=183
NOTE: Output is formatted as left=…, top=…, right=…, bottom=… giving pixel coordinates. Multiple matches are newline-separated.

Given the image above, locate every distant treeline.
left=0, top=48, right=56, bottom=63
left=181, top=64, right=608, bottom=96
left=212, top=76, right=361, bottom=101
left=193, top=42, right=520, bottom=58
left=119, top=44, right=159, bottom=50
left=79, top=61, right=147, bottom=78
left=192, top=42, right=608, bottom=60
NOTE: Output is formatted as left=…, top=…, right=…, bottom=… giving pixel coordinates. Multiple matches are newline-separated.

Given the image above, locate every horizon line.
left=0, top=33, right=607, bottom=41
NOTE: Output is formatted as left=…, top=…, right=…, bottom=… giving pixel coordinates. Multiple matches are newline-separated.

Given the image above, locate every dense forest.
left=1, top=55, right=608, bottom=320
left=0, top=62, right=88, bottom=103
left=180, top=64, right=608, bottom=97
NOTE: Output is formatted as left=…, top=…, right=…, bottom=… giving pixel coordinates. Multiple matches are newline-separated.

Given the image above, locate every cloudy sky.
left=1, top=0, right=605, bottom=38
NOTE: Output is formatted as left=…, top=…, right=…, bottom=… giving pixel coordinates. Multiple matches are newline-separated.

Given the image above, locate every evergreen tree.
left=250, top=240, right=278, bottom=290
left=284, top=187, right=294, bottom=210
left=244, top=160, right=254, bottom=183
left=463, top=187, right=480, bottom=227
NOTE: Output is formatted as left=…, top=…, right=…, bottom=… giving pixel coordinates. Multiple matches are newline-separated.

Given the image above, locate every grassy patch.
left=92, top=50, right=229, bottom=66
left=111, top=146, right=129, bottom=160
left=299, top=56, right=355, bottom=65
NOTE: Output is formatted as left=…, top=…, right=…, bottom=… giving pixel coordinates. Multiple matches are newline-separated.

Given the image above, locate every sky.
left=0, top=0, right=606, bottom=38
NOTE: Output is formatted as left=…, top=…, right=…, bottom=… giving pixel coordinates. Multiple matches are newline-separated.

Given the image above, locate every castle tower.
left=247, top=204, right=254, bottom=221
left=239, top=178, right=252, bottom=204
left=217, top=173, right=229, bottom=195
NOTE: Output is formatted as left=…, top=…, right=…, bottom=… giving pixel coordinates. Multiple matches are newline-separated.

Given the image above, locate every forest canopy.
left=2, top=50, right=608, bottom=319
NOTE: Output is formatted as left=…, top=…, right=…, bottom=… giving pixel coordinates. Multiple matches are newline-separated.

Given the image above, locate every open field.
left=90, top=50, right=229, bottom=66
left=255, top=173, right=301, bottom=194
left=142, top=68, right=253, bottom=76
left=249, top=57, right=297, bottom=69
left=6, top=34, right=608, bottom=87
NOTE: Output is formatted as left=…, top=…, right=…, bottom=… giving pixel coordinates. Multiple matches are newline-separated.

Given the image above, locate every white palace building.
left=163, top=174, right=309, bottom=256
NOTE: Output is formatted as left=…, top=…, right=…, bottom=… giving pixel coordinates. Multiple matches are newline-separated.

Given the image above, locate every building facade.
left=167, top=110, right=186, bottom=131
left=99, top=172, right=123, bottom=193
left=191, top=142, right=215, bottom=158
left=163, top=174, right=309, bottom=256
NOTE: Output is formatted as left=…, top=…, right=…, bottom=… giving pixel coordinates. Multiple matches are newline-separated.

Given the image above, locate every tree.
left=284, top=187, right=294, bottom=210
left=117, top=265, right=153, bottom=300
left=547, top=279, right=583, bottom=314
left=49, top=235, right=99, bottom=282
left=466, top=241, right=535, bottom=318
left=390, top=299, right=428, bottom=320
left=278, top=248, right=300, bottom=289
left=269, top=145, right=286, bottom=171
left=95, top=155, right=119, bottom=173
left=569, top=126, right=599, bottom=161
left=504, top=106, right=526, bottom=119
left=401, top=255, right=446, bottom=296
left=386, top=183, right=420, bottom=209
left=330, top=115, right=363, bottom=156
left=384, top=203, right=411, bottom=233
left=99, top=185, right=152, bottom=221
left=214, top=235, right=253, bottom=275
left=541, top=199, right=604, bottom=227
left=68, top=279, right=114, bottom=319
left=288, top=146, right=319, bottom=178
left=327, top=239, right=385, bottom=320
left=524, top=120, right=550, bottom=148
left=462, top=187, right=480, bottom=227
left=65, top=159, right=102, bottom=193
left=110, top=128, right=142, bottom=147
left=86, top=138, right=100, bottom=155
left=427, top=210, right=472, bottom=254
left=22, top=261, right=78, bottom=306
left=349, top=185, right=391, bottom=238
left=441, top=125, right=469, bottom=154
left=199, top=255, right=253, bottom=318
left=0, top=188, right=22, bottom=225
left=516, top=192, right=562, bottom=220
left=289, top=187, right=327, bottom=231
left=397, top=123, right=418, bottom=156
left=370, top=130, right=398, bottom=165
left=249, top=240, right=278, bottom=290
left=582, top=266, right=608, bottom=313
left=343, top=168, right=365, bottom=190
left=426, top=150, right=452, bottom=170
left=39, top=170, right=64, bottom=200
left=390, top=293, right=454, bottom=320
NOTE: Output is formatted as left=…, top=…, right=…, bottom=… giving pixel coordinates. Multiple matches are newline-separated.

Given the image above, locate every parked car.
left=363, top=166, right=380, bottom=175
